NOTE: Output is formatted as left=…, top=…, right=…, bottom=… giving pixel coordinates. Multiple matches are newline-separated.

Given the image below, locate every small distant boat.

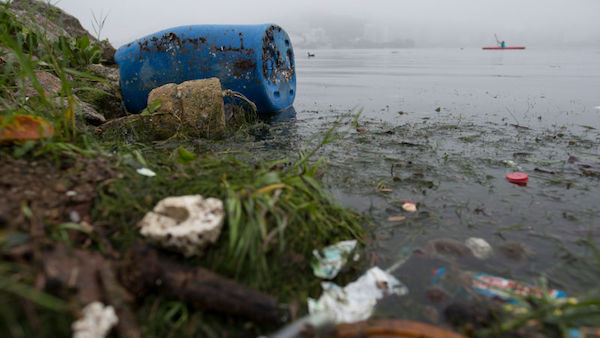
left=482, top=46, right=526, bottom=50
left=484, top=34, right=525, bottom=50
left=307, top=52, right=315, bottom=57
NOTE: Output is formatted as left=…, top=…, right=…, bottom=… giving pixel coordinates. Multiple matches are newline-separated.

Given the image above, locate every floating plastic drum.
left=115, top=24, right=295, bottom=114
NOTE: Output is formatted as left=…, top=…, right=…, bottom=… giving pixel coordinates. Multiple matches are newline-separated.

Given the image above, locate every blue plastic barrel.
left=115, top=24, right=295, bottom=114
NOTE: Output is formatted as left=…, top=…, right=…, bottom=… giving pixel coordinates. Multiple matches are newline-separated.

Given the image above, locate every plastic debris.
left=502, top=159, right=519, bottom=168
left=387, top=216, right=406, bottom=222
left=136, top=168, right=156, bottom=177
left=471, top=272, right=567, bottom=302
left=139, top=195, right=224, bottom=257
left=506, top=172, right=528, bottom=185
left=312, top=240, right=357, bottom=279
left=72, top=302, right=118, bottom=338
left=464, top=237, right=493, bottom=259
left=432, top=268, right=567, bottom=305
left=308, top=266, right=408, bottom=324
left=402, top=201, right=417, bottom=212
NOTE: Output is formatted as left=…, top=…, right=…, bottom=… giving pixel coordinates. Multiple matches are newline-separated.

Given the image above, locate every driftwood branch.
left=119, top=245, right=284, bottom=323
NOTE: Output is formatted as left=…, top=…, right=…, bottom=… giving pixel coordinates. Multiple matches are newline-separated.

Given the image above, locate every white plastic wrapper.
left=308, top=266, right=408, bottom=324
left=311, top=240, right=357, bottom=279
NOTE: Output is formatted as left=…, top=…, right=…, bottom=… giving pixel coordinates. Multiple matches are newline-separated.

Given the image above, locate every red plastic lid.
left=506, top=172, right=528, bottom=183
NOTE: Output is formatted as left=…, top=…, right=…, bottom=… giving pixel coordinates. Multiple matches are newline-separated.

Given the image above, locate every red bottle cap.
left=506, top=172, right=528, bottom=183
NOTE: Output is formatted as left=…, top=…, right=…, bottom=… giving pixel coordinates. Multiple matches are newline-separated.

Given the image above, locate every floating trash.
left=506, top=172, right=528, bottom=185
left=402, top=201, right=417, bottom=213
left=432, top=268, right=567, bottom=305
left=502, top=159, right=519, bottom=168
left=308, top=267, right=408, bottom=324
left=312, top=240, right=358, bottom=279
left=464, top=237, right=493, bottom=260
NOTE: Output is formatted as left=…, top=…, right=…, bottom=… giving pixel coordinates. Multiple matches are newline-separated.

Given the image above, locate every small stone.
left=425, top=239, right=474, bottom=258
left=54, top=183, right=67, bottom=193
left=422, top=305, right=440, bottom=324
left=66, top=190, right=78, bottom=197
left=356, top=127, right=366, bottom=133
left=69, top=210, right=81, bottom=223
left=426, top=285, right=451, bottom=304
left=464, top=237, right=493, bottom=260
left=499, top=241, right=532, bottom=261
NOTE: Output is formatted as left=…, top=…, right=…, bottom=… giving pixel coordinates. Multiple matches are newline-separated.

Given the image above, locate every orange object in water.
left=331, top=319, right=464, bottom=338
left=506, top=172, right=529, bottom=184
left=0, top=115, right=54, bottom=144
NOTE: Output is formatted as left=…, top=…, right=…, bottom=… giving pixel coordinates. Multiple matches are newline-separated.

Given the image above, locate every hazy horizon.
left=51, top=0, right=600, bottom=49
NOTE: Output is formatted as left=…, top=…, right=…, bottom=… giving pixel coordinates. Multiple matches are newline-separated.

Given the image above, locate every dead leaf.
left=0, top=115, right=53, bottom=144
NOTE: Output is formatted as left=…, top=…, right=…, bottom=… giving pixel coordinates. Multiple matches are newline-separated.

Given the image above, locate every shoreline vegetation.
left=1, top=1, right=599, bottom=337
left=1, top=1, right=365, bottom=336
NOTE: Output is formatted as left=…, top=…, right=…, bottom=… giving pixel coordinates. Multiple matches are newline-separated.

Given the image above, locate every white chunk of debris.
left=136, top=167, right=156, bottom=177
left=139, top=195, right=224, bottom=257
left=72, top=302, right=118, bottom=338
left=465, top=237, right=493, bottom=259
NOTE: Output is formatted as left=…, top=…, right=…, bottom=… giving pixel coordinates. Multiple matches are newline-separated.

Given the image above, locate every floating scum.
left=115, top=24, right=296, bottom=114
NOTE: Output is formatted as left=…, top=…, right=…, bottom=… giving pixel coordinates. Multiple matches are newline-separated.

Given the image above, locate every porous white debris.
left=72, top=302, right=118, bottom=338
left=465, top=237, right=493, bottom=259
left=139, top=195, right=224, bottom=257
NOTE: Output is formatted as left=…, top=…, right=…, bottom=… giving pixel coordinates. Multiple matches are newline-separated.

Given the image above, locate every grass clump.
left=95, top=113, right=366, bottom=296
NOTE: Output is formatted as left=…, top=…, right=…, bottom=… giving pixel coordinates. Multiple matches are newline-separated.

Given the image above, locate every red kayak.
left=482, top=46, right=526, bottom=50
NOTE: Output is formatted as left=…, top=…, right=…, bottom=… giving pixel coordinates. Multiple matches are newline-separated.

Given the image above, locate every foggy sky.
left=54, top=0, right=600, bottom=48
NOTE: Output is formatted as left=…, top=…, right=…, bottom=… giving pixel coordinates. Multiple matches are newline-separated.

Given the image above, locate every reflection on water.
left=294, top=48, right=600, bottom=128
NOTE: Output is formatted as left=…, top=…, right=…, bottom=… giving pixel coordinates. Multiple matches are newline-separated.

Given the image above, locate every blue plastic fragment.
left=115, top=24, right=296, bottom=114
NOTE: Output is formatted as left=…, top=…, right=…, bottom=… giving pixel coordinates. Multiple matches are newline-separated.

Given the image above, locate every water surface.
left=283, top=47, right=600, bottom=322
